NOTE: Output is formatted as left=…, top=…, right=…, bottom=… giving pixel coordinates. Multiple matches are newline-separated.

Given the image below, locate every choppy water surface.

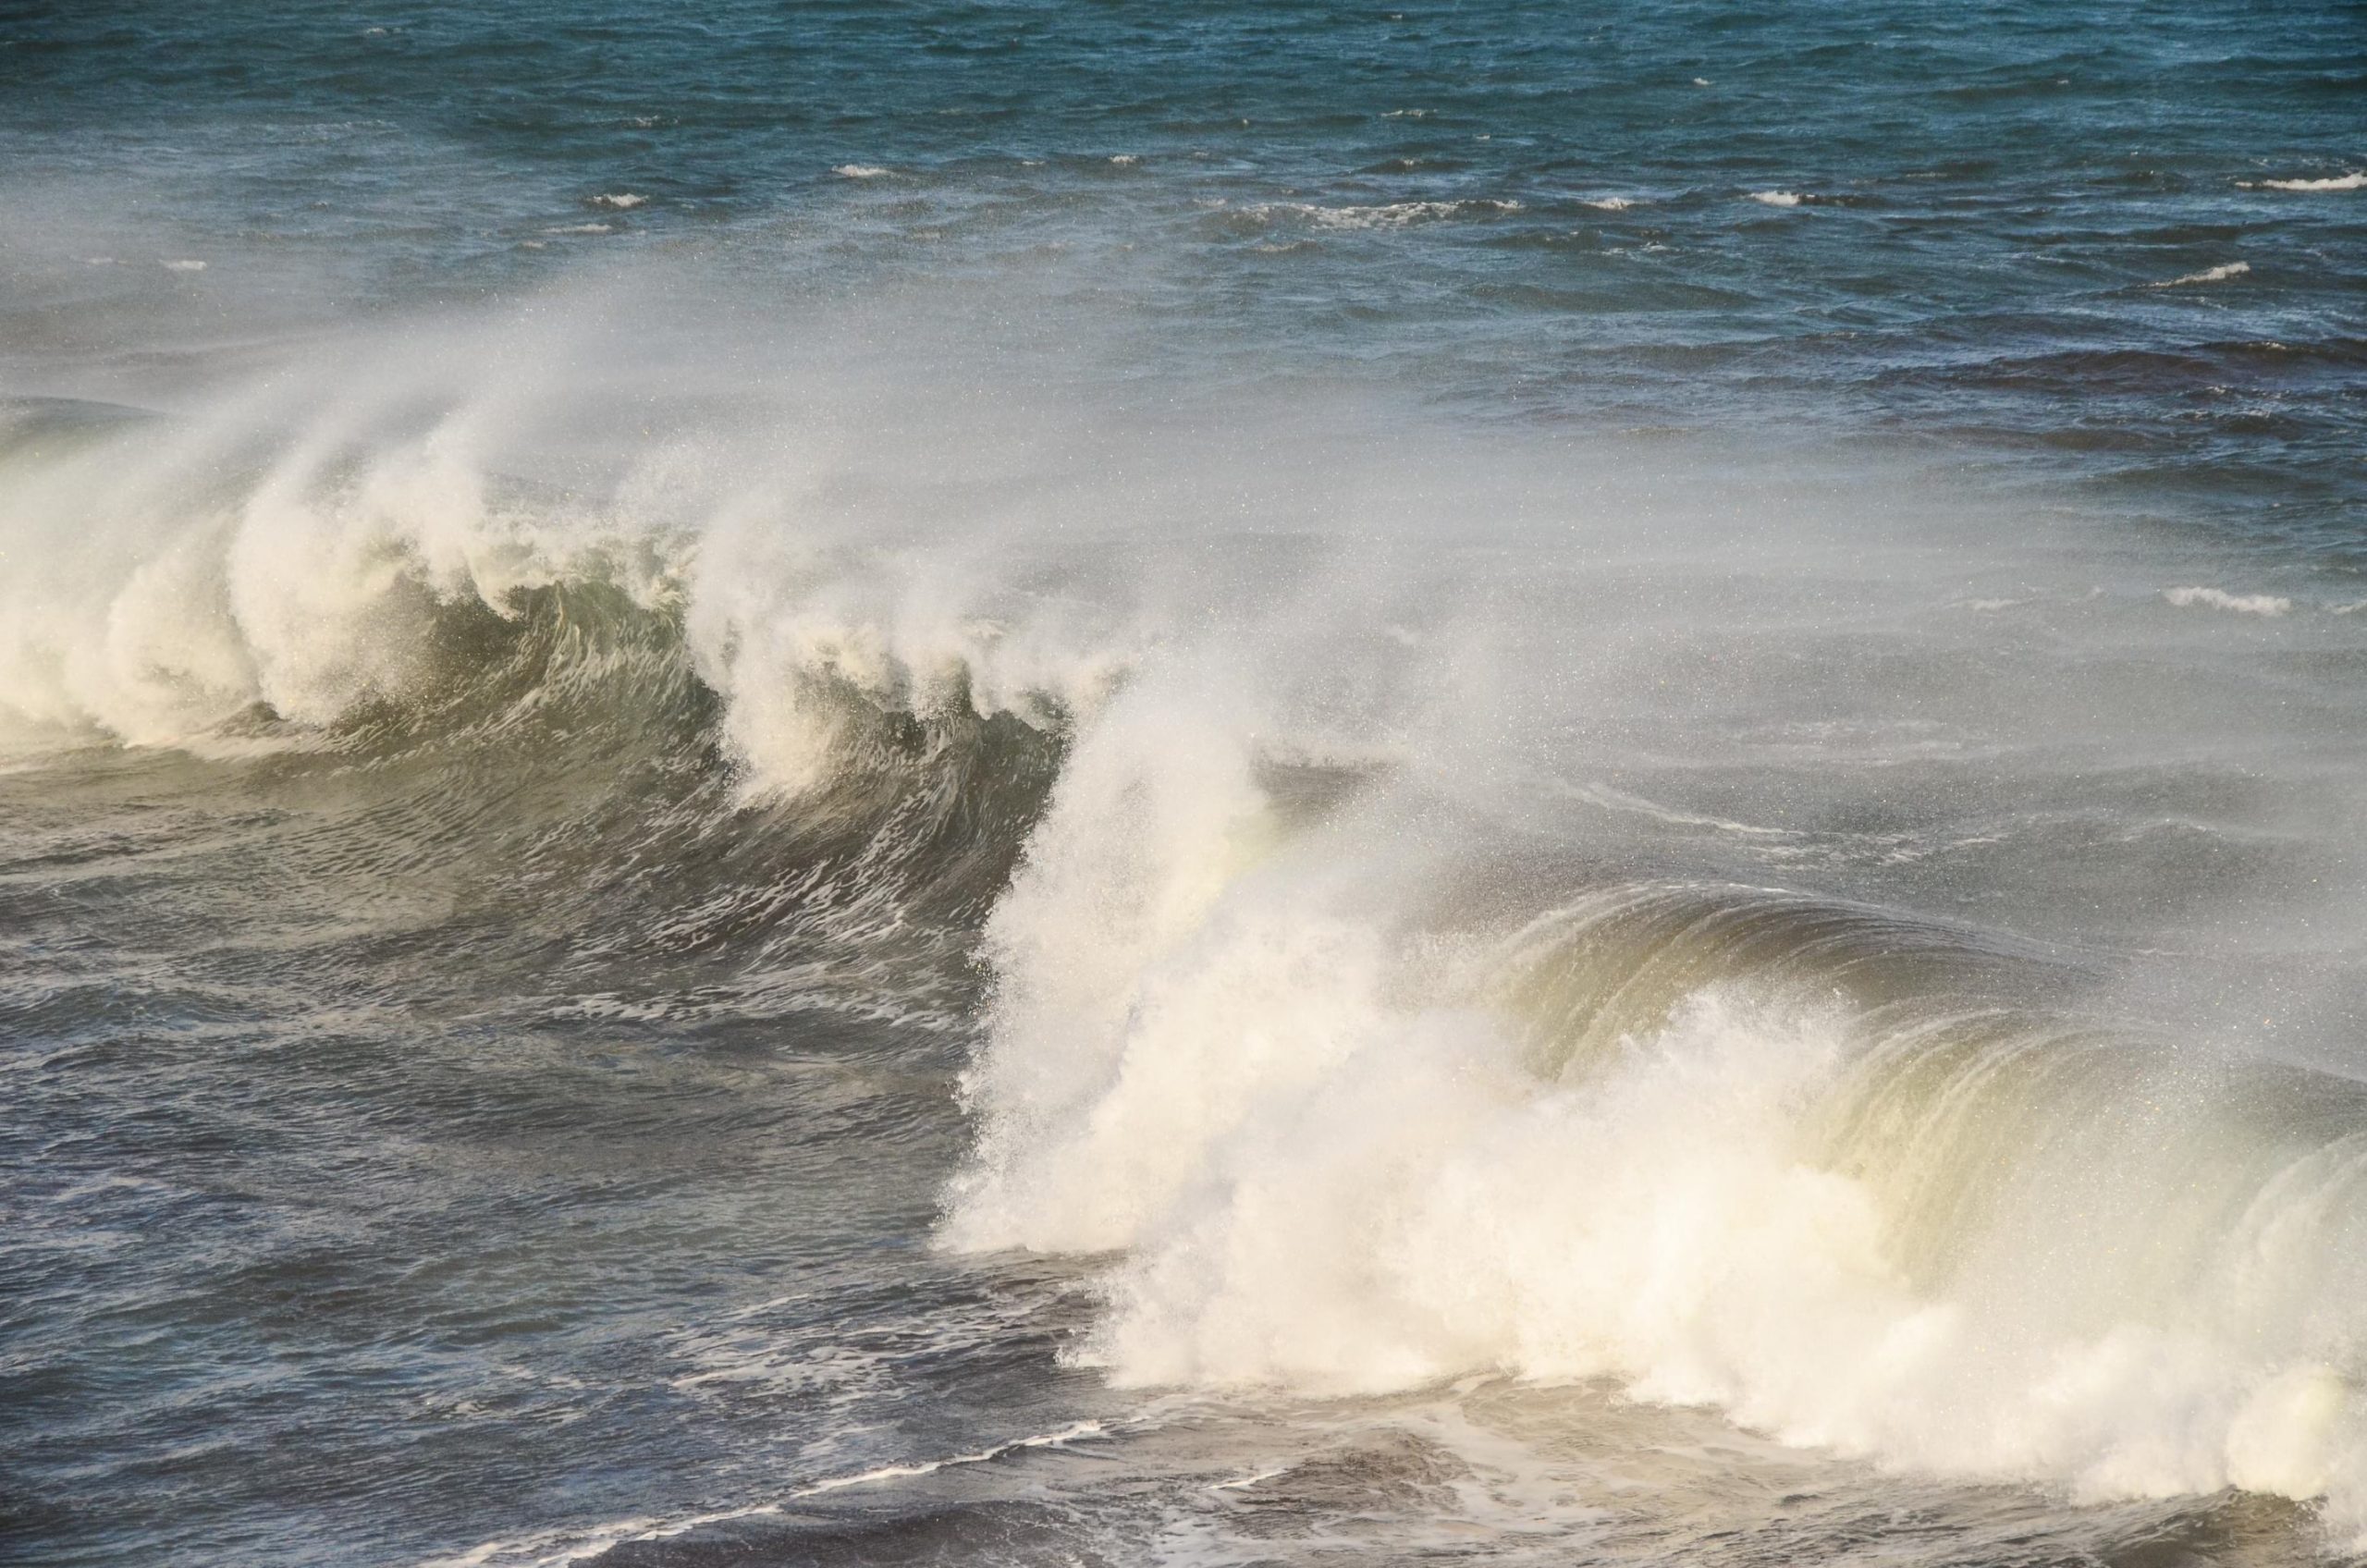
left=3, top=3, right=2365, bottom=1565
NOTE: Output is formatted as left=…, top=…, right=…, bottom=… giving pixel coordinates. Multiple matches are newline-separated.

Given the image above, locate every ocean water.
left=4, top=3, right=2365, bottom=1564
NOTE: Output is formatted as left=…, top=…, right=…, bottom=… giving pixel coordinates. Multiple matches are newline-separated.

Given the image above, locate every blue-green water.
left=4, top=5, right=2366, bottom=1566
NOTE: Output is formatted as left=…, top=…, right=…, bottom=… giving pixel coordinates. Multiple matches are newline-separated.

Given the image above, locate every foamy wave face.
left=681, top=517, right=1132, bottom=799
left=945, top=685, right=2367, bottom=1543
left=0, top=292, right=1148, bottom=782
left=0, top=396, right=612, bottom=748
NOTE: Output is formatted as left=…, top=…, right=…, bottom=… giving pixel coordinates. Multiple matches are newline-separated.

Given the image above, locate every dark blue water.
left=5, top=4, right=2366, bottom=1566
left=6, top=1, right=2361, bottom=540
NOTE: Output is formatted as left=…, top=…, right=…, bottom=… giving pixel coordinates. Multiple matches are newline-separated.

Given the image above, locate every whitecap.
left=831, top=164, right=891, bottom=178
left=2150, top=261, right=2250, bottom=288
left=1748, top=190, right=1804, bottom=207
left=2244, top=171, right=2365, bottom=192
left=1264, top=198, right=1522, bottom=230
left=589, top=192, right=647, bottom=209
left=160, top=258, right=207, bottom=272
left=2163, top=586, right=2290, bottom=617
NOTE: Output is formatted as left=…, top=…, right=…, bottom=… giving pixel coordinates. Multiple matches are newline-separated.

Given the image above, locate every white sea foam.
left=589, top=192, right=647, bottom=208
left=1748, top=190, right=1804, bottom=206
left=2245, top=171, right=2365, bottom=192
left=1580, top=196, right=1635, bottom=210
left=418, top=1505, right=779, bottom=1568
left=1259, top=198, right=1522, bottom=230
left=831, top=164, right=891, bottom=178
left=2151, top=261, right=2250, bottom=288
left=419, top=1424, right=1108, bottom=1568
left=1109, top=153, right=1140, bottom=165
left=793, top=1421, right=1109, bottom=1495
left=161, top=258, right=208, bottom=271
left=2163, top=585, right=2290, bottom=616
left=1208, top=1464, right=1293, bottom=1490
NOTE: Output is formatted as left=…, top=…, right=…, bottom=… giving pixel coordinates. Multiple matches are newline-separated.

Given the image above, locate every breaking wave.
left=8, top=304, right=2367, bottom=1550
left=949, top=730, right=2367, bottom=1538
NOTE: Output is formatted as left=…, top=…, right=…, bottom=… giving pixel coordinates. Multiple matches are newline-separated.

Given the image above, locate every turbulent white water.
left=955, top=795, right=2367, bottom=1525
left=938, top=606, right=2367, bottom=1538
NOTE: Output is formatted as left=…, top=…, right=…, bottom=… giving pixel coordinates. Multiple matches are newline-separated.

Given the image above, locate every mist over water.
left=5, top=4, right=2366, bottom=1566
